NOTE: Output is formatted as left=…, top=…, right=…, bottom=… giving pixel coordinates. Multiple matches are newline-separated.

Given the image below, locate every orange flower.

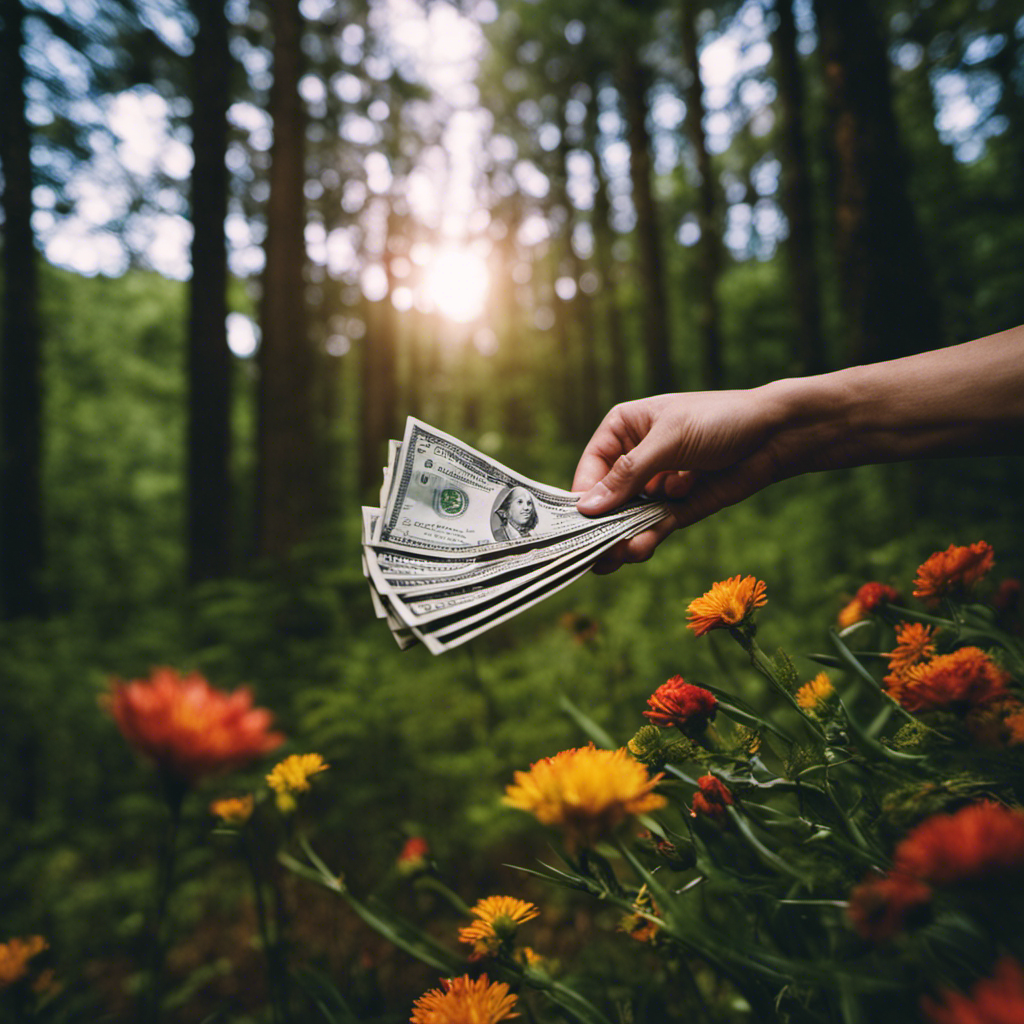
left=0, top=936, right=48, bottom=989
left=837, top=598, right=866, bottom=629
left=886, top=646, right=1009, bottom=714
left=921, top=956, right=1024, bottom=1024
left=503, top=744, right=666, bottom=848
left=795, top=672, right=835, bottom=713
left=643, top=676, right=718, bottom=734
left=887, top=622, right=937, bottom=674
left=458, top=896, right=540, bottom=958
left=210, top=794, right=254, bottom=827
left=846, top=873, right=932, bottom=943
left=409, top=974, right=519, bottom=1023
left=893, top=801, right=1024, bottom=885
left=686, top=575, right=767, bottom=637
left=913, top=541, right=994, bottom=604
left=106, top=668, right=284, bottom=784
left=691, top=774, right=734, bottom=820
left=1006, top=709, right=1024, bottom=746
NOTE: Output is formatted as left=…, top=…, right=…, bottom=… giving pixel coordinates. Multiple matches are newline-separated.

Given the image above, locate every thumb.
left=576, top=433, right=671, bottom=514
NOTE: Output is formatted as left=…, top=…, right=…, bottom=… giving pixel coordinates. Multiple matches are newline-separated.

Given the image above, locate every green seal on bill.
left=435, top=487, right=469, bottom=518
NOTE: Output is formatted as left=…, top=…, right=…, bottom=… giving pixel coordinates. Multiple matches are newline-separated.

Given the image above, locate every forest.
left=2, top=0, right=1024, bottom=1020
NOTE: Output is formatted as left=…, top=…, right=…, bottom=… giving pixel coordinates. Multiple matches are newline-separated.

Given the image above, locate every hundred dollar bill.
left=362, top=418, right=674, bottom=654
left=375, top=417, right=656, bottom=559
left=381, top=505, right=668, bottom=626
left=410, top=509, right=664, bottom=654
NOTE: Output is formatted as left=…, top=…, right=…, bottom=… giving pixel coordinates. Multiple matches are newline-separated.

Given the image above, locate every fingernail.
left=576, top=480, right=612, bottom=513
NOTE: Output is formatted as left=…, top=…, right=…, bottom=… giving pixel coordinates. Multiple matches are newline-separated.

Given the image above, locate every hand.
left=572, top=387, right=797, bottom=573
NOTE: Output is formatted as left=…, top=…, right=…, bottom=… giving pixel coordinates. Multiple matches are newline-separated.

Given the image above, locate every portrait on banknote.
left=491, top=485, right=539, bottom=541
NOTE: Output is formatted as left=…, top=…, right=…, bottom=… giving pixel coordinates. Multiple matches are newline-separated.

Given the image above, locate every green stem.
left=729, top=628, right=827, bottom=740
left=413, top=875, right=472, bottom=915
left=241, top=829, right=289, bottom=1024
left=142, top=777, right=185, bottom=1024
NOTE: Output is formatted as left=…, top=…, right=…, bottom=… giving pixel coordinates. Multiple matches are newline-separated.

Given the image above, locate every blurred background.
left=1, top=0, right=1023, bottom=1018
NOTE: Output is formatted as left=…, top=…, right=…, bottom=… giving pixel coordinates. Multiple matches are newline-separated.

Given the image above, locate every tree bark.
left=772, top=0, right=826, bottom=375
left=187, top=0, right=232, bottom=583
left=358, top=207, right=398, bottom=495
left=257, top=0, right=317, bottom=558
left=680, top=0, right=724, bottom=390
left=620, top=50, right=675, bottom=395
left=0, top=0, right=45, bottom=618
left=814, top=0, right=943, bottom=364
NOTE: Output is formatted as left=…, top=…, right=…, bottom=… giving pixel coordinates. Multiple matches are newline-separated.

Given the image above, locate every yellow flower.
left=687, top=575, right=767, bottom=637
left=0, top=936, right=47, bottom=989
left=514, top=946, right=552, bottom=972
left=503, top=744, right=666, bottom=849
left=409, top=974, right=519, bottom=1023
left=458, top=896, right=540, bottom=958
left=795, top=672, right=835, bottom=713
left=210, top=794, right=254, bottom=827
left=267, top=753, right=328, bottom=813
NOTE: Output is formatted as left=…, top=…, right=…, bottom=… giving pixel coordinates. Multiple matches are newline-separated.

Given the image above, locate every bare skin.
left=573, top=325, right=1024, bottom=574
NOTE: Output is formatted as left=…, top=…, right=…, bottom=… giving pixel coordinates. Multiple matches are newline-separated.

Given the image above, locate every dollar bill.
left=362, top=418, right=673, bottom=654
left=375, top=418, right=655, bottom=559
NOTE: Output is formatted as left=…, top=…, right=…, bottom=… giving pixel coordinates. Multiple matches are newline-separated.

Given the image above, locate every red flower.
left=691, top=774, right=734, bottom=820
left=106, top=667, right=284, bottom=784
left=644, top=676, right=717, bottom=734
left=397, top=836, right=430, bottom=874
left=893, top=801, right=1024, bottom=886
left=886, top=646, right=1009, bottom=714
left=922, top=956, right=1024, bottom=1024
left=847, top=872, right=932, bottom=943
left=913, top=541, right=995, bottom=604
left=856, top=582, right=899, bottom=611
left=993, top=578, right=1022, bottom=615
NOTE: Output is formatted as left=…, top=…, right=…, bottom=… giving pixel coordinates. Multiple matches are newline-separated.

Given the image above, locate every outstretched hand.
left=572, top=387, right=804, bottom=573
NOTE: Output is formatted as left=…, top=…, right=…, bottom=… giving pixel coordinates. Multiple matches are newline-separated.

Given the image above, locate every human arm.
left=572, top=325, right=1024, bottom=573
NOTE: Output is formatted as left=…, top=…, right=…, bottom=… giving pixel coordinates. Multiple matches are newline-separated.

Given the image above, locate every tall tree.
left=814, top=0, right=943, bottom=364
left=0, top=0, right=45, bottom=618
left=772, top=0, right=826, bottom=374
left=585, top=89, right=631, bottom=406
left=186, top=0, right=232, bottom=582
left=620, top=48, right=675, bottom=395
left=680, top=0, right=725, bottom=389
left=257, top=0, right=318, bottom=558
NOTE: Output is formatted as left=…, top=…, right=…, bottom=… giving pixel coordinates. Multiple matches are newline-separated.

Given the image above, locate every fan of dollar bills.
left=361, top=418, right=673, bottom=654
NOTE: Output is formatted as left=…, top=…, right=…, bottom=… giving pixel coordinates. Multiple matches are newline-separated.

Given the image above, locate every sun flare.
left=423, top=247, right=490, bottom=323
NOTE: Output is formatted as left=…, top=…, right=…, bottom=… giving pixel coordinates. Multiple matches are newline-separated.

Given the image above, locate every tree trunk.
left=620, top=50, right=675, bottom=395
left=358, top=208, right=398, bottom=495
left=187, top=0, right=232, bottom=583
left=680, top=0, right=724, bottom=390
left=814, top=0, right=943, bottom=364
left=557, top=101, right=601, bottom=436
left=257, top=0, right=317, bottom=558
left=586, top=97, right=630, bottom=405
left=772, top=0, right=827, bottom=375
left=0, top=0, right=45, bottom=619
